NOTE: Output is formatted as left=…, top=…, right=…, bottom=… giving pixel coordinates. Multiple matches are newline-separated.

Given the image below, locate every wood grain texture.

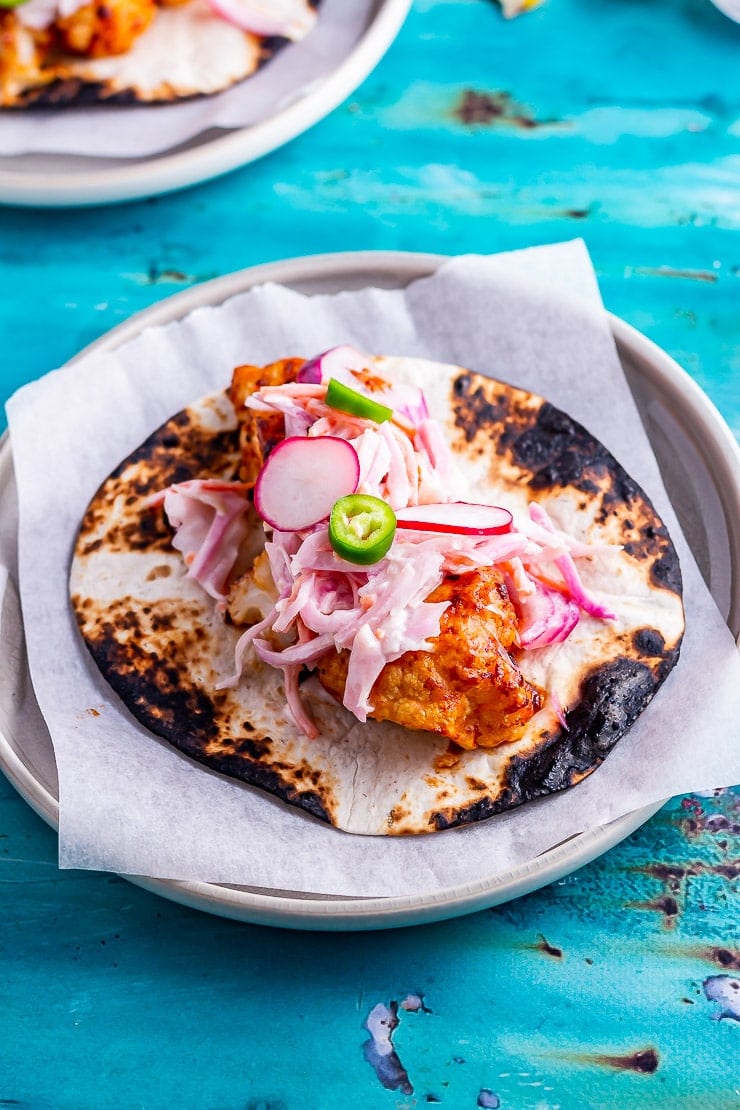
left=0, top=0, right=738, bottom=1105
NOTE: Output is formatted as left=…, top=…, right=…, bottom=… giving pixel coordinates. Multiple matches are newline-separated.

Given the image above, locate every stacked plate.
left=0, top=0, right=412, bottom=207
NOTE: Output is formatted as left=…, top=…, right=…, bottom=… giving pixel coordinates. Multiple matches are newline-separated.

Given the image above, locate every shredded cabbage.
left=153, top=367, right=617, bottom=739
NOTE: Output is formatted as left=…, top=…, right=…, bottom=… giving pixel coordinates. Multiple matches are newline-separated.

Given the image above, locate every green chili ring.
left=325, top=378, right=393, bottom=424
left=328, top=494, right=397, bottom=565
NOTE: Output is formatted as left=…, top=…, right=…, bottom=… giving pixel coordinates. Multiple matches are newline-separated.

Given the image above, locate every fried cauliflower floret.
left=0, top=14, right=53, bottom=104
left=229, top=357, right=305, bottom=487
left=316, top=567, right=543, bottom=750
left=55, top=0, right=156, bottom=58
left=226, top=550, right=276, bottom=627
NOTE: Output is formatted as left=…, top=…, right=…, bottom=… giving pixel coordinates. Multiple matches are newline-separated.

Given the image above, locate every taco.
left=0, top=0, right=317, bottom=108
left=69, top=349, right=685, bottom=835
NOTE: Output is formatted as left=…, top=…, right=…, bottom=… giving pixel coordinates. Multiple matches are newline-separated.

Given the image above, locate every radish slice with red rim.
left=254, top=436, right=360, bottom=531
left=395, top=502, right=513, bottom=536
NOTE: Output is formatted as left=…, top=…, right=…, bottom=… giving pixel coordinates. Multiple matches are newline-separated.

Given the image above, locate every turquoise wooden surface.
left=1, top=0, right=739, bottom=1106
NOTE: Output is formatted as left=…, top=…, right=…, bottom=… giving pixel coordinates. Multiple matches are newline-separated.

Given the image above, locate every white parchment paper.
left=0, top=0, right=372, bottom=158
left=5, top=241, right=740, bottom=896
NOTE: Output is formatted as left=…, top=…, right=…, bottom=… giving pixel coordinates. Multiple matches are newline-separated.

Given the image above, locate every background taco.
left=0, top=0, right=318, bottom=107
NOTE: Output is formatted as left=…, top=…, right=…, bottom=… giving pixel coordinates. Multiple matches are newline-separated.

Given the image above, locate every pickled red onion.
left=529, top=502, right=617, bottom=621
left=158, top=479, right=250, bottom=602
left=297, top=346, right=368, bottom=385
left=518, top=579, right=580, bottom=650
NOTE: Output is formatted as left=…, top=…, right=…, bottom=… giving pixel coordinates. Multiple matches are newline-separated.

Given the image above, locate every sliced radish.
left=297, top=345, right=369, bottom=385
left=254, top=436, right=360, bottom=532
left=395, top=502, right=513, bottom=536
left=206, top=0, right=317, bottom=39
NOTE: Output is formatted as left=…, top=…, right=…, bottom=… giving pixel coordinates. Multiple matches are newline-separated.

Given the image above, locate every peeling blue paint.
left=363, top=1002, right=413, bottom=1095
left=477, top=1090, right=501, bottom=1108
left=703, top=975, right=740, bottom=1021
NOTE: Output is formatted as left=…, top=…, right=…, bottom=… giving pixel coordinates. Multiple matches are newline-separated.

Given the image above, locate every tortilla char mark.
left=109, top=398, right=240, bottom=489
left=452, top=371, right=539, bottom=459
left=427, top=644, right=680, bottom=832
left=8, top=51, right=274, bottom=110
left=8, top=79, right=132, bottom=109
left=72, top=592, right=333, bottom=825
left=76, top=393, right=241, bottom=558
left=450, top=373, right=682, bottom=599
left=72, top=391, right=337, bottom=826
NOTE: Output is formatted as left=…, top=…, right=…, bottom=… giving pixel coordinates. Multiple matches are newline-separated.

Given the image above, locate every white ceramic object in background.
left=710, top=0, right=740, bottom=21
left=0, top=0, right=411, bottom=208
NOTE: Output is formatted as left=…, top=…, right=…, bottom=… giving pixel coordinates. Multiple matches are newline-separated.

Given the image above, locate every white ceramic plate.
left=0, top=0, right=411, bottom=208
left=710, top=0, right=740, bottom=21
left=1, top=251, right=738, bottom=930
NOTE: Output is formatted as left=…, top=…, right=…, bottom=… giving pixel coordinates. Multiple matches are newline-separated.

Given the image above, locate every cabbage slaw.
left=153, top=351, right=616, bottom=739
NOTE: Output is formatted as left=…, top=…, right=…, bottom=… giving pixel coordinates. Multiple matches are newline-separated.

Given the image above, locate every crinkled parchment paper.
left=4, top=241, right=740, bottom=896
left=0, top=0, right=373, bottom=158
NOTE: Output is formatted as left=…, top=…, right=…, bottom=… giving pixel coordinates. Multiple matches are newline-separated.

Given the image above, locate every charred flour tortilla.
left=69, top=357, right=685, bottom=835
left=0, top=0, right=318, bottom=109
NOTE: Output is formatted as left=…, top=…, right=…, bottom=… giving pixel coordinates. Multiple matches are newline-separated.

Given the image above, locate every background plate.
left=0, top=0, right=411, bottom=208
left=1, top=250, right=738, bottom=930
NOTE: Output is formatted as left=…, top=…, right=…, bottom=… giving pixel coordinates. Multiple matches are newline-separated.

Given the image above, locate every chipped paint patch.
left=400, top=992, right=432, bottom=1013
left=477, top=1090, right=501, bottom=1108
left=629, top=852, right=740, bottom=927
left=363, top=1002, right=413, bottom=1095
left=454, top=89, right=565, bottom=131
left=705, top=981, right=740, bottom=1021
left=701, top=948, right=740, bottom=971
left=629, top=894, right=680, bottom=926
left=576, top=1047, right=660, bottom=1074
left=634, top=266, right=719, bottom=284
left=703, top=976, right=740, bottom=1021
left=123, top=266, right=217, bottom=286
left=532, top=933, right=563, bottom=958
left=677, top=789, right=740, bottom=842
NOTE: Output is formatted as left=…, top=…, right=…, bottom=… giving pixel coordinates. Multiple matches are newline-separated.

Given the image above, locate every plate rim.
left=0, top=675, right=663, bottom=930
left=1, top=247, right=737, bottom=930
left=0, top=0, right=412, bottom=208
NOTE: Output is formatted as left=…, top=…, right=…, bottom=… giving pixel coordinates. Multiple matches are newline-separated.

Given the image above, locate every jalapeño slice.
left=325, top=378, right=392, bottom=424
left=328, top=495, right=396, bottom=565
